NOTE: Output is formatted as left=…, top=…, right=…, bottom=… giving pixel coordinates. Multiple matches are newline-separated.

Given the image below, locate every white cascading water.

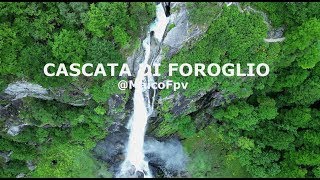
left=117, top=3, right=169, bottom=178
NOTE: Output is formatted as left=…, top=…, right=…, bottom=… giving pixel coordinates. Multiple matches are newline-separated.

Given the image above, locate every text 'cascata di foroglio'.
left=43, top=63, right=270, bottom=77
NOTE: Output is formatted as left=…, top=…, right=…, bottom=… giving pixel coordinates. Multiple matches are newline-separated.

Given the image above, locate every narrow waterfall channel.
left=117, top=3, right=169, bottom=178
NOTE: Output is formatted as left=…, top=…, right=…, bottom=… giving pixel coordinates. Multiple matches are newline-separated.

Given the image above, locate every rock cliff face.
left=118, top=2, right=219, bottom=133
left=163, top=2, right=204, bottom=58
left=127, top=2, right=205, bottom=76
left=130, top=2, right=217, bottom=119
left=3, top=81, right=91, bottom=106
left=0, top=81, right=92, bottom=136
left=4, top=82, right=51, bottom=101
left=92, top=2, right=227, bottom=177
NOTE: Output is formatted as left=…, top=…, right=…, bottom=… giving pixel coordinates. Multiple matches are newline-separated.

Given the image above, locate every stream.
left=117, top=3, right=170, bottom=178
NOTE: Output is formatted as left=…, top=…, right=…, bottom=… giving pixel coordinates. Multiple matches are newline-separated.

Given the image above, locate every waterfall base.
left=93, top=127, right=189, bottom=178
left=117, top=160, right=152, bottom=178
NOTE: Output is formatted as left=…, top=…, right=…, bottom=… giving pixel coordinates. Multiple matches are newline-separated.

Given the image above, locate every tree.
left=85, top=3, right=110, bottom=38
left=284, top=18, right=320, bottom=69
left=112, top=25, right=130, bottom=47
left=87, top=37, right=123, bottom=65
left=51, top=29, right=87, bottom=63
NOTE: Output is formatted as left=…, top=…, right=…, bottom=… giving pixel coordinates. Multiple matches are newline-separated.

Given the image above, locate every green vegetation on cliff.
left=156, top=2, right=320, bottom=178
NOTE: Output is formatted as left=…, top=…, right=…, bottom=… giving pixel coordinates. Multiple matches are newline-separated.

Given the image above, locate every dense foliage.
left=0, top=2, right=155, bottom=177
left=1, top=2, right=320, bottom=178
left=157, top=2, right=320, bottom=178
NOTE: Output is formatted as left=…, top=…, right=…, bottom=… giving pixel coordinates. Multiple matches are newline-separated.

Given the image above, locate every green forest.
left=1, top=2, right=320, bottom=178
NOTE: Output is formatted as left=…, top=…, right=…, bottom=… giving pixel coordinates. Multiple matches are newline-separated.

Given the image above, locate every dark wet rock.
left=136, top=171, right=144, bottom=178
left=193, top=110, right=216, bottom=130
left=161, top=2, right=171, bottom=17
left=264, top=27, right=285, bottom=42
left=0, top=95, right=26, bottom=136
left=108, top=95, right=125, bottom=111
left=107, top=121, right=127, bottom=134
left=267, top=27, right=284, bottom=39
left=128, top=165, right=136, bottom=175
left=144, top=138, right=189, bottom=178
left=157, top=88, right=226, bottom=119
left=171, top=94, right=195, bottom=117
left=196, top=89, right=225, bottom=109
left=93, top=120, right=130, bottom=176
left=48, top=85, right=92, bottom=106
left=93, top=130, right=129, bottom=165
left=93, top=133, right=189, bottom=178
left=149, top=162, right=165, bottom=178
left=107, top=94, right=127, bottom=123
left=0, top=98, right=23, bottom=119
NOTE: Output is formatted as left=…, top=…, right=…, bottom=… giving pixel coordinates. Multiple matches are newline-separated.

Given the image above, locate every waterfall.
left=117, top=3, right=169, bottom=178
